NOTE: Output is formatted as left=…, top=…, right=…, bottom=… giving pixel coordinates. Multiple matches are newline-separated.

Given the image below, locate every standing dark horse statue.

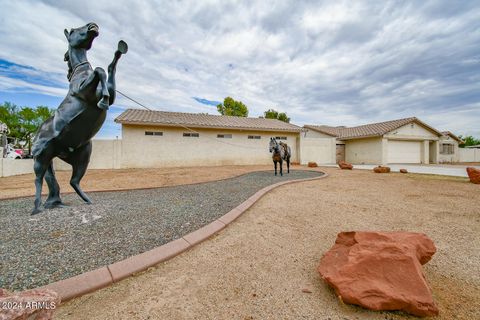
left=31, top=23, right=127, bottom=214
left=269, top=137, right=291, bottom=176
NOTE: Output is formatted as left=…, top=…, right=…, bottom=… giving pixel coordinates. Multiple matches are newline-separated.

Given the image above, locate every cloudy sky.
left=0, top=0, right=479, bottom=138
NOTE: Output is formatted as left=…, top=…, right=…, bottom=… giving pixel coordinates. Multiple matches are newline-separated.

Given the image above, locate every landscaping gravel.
left=0, top=170, right=322, bottom=291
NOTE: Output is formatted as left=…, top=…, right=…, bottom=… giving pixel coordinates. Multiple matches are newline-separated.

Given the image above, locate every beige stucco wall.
left=345, top=137, right=383, bottom=164
left=384, top=122, right=438, bottom=140
left=0, top=128, right=300, bottom=176
left=459, top=148, right=480, bottom=162
left=438, top=136, right=459, bottom=163
left=53, top=139, right=122, bottom=171
left=0, top=140, right=121, bottom=177
left=120, top=125, right=299, bottom=168
left=303, top=129, right=335, bottom=139
left=299, top=136, right=336, bottom=165
left=1, top=159, right=34, bottom=177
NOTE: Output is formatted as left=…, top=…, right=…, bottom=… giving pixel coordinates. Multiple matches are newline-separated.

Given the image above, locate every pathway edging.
left=39, top=172, right=328, bottom=302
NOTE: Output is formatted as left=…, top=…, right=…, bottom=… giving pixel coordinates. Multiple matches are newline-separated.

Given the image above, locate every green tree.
left=0, top=102, right=21, bottom=139
left=0, top=102, right=54, bottom=154
left=458, top=135, right=480, bottom=148
left=263, top=108, right=290, bottom=123
left=217, top=97, right=248, bottom=117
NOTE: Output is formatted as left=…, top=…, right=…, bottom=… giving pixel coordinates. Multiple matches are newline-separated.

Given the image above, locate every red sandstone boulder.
left=373, top=166, right=391, bottom=173
left=338, top=161, right=353, bottom=170
left=318, top=231, right=438, bottom=317
left=400, top=169, right=408, bottom=173
left=466, top=167, right=480, bottom=184
left=308, top=162, right=318, bottom=168
left=0, top=288, right=60, bottom=320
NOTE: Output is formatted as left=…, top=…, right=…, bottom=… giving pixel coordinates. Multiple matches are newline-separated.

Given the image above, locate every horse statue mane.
left=64, top=50, right=73, bottom=80
left=30, top=23, right=128, bottom=215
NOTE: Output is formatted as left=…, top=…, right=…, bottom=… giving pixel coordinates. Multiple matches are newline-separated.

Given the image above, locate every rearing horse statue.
left=31, top=23, right=128, bottom=215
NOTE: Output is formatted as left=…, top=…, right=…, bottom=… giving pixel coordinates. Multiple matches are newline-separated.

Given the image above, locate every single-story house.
left=303, top=117, right=462, bottom=165
left=115, top=109, right=302, bottom=168
left=112, top=111, right=465, bottom=168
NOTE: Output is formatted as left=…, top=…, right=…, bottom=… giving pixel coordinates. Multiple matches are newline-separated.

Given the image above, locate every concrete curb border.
left=39, top=171, right=329, bottom=302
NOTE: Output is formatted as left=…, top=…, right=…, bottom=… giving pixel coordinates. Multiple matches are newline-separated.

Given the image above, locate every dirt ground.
left=0, top=165, right=274, bottom=199
left=43, top=166, right=480, bottom=320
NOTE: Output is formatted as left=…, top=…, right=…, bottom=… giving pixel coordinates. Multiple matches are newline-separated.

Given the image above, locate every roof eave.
left=303, top=125, right=338, bottom=137
left=116, top=120, right=302, bottom=132
left=443, top=131, right=463, bottom=143
left=338, top=134, right=383, bottom=141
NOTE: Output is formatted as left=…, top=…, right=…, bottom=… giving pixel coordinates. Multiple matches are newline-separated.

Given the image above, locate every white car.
left=5, top=145, right=22, bottom=159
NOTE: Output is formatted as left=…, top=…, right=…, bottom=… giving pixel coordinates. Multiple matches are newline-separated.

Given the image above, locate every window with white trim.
left=440, top=143, right=454, bottom=155
left=248, top=135, right=261, bottom=139
left=217, top=134, right=232, bottom=139
left=275, top=136, right=287, bottom=140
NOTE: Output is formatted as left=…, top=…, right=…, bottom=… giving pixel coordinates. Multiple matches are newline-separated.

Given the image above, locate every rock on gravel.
left=338, top=161, right=353, bottom=170
left=318, top=231, right=438, bottom=317
left=373, top=166, right=391, bottom=173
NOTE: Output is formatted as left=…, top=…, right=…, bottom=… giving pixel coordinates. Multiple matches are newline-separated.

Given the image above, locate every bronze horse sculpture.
left=269, top=137, right=291, bottom=176
left=31, top=23, right=127, bottom=214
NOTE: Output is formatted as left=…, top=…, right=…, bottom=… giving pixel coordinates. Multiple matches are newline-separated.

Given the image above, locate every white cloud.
left=0, top=0, right=478, bottom=136
left=0, top=77, right=66, bottom=97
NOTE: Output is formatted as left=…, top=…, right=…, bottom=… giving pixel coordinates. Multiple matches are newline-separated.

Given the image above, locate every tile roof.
left=305, top=117, right=442, bottom=140
left=115, top=109, right=302, bottom=132
left=441, top=131, right=463, bottom=143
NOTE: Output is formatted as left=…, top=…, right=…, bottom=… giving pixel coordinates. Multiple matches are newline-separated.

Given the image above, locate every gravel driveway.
left=0, top=170, right=322, bottom=291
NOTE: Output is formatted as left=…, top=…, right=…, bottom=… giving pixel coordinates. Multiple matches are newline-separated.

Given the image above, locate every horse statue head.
left=64, top=23, right=99, bottom=50
left=63, top=23, right=102, bottom=81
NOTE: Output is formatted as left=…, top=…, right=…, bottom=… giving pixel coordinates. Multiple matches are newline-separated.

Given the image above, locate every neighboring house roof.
left=115, top=109, right=302, bottom=132
left=302, top=125, right=344, bottom=137
left=465, top=144, right=480, bottom=148
left=441, top=131, right=463, bottom=143
left=304, top=117, right=443, bottom=140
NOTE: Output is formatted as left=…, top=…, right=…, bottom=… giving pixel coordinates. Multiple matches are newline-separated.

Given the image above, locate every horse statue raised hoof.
left=30, top=23, right=127, bottom=215
left=269, top=137, right=291, bottom=176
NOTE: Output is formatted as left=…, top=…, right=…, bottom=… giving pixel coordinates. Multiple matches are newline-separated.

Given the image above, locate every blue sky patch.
left=192, top=97, right=221, bottom=106
left=0, top=59, right=66, bottom=89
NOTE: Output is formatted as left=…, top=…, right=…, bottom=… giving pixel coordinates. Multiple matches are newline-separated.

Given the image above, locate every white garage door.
left=388, top=140, right=422, bottom=163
